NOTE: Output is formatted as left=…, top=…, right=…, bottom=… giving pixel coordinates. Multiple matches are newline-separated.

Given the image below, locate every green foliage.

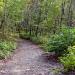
left=20, top=30, right=49, bottom=44
left=30, top=36, right=49, bottom=45
left=19, top=31, right=30, bottom=40
left=0, top=41, right=16, bottom=59
left=45, top=29, right=75, bottom=55
left=60, top=46, right=75, bottom=71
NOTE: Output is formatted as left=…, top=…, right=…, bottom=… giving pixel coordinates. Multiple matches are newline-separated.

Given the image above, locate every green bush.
left=30, top=36, right=48, bottom=44
left=60, top=46, right=75, bottom=71
left=19, top=31, right=30, bottom=40
left=0, top=41, right=16, bottom=59
left=20, top=30, right=49, bottom=45
left=45, top=30, right=75, bottom=55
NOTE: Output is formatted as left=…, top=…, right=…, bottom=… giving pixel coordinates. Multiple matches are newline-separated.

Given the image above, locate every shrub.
left=30, top=36, right=48, bottom=44
left=20, top=30, right=49, bottom=45
left=45, top=30, right=75, bottom=55
left=19, top=31, right=30, bottom=40
left=60, top=46, right=75, bottom=71
left=0, top=41, right=16, bottom=59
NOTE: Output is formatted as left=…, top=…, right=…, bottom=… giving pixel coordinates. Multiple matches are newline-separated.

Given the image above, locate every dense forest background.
left=0, top=0, right=75, bottom=73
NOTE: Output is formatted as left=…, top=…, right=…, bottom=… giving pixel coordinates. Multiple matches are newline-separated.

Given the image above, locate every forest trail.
left=0, top=39, right=63, bottom=75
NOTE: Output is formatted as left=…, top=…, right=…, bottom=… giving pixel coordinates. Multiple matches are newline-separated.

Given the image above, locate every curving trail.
left=0, top=39, right=63, bottom=75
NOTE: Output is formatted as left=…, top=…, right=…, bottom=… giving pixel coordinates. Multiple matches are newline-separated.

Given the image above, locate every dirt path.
left=0, top=39, right=63, bottom=75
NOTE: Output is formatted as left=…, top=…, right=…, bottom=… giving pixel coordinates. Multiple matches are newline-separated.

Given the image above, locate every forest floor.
left=0, top=39, right=69, bottom=75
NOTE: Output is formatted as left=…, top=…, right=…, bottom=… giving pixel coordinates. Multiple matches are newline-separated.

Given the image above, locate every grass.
left=0, top=40, right=16, bottom=59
